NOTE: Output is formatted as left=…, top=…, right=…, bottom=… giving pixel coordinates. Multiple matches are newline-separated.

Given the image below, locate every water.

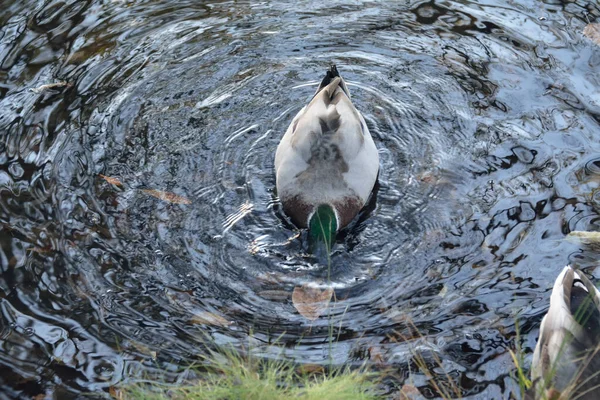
left=1, top=0, right=600, bottom=398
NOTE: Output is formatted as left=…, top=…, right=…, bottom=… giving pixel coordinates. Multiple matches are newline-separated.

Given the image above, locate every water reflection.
left=1, top=0, right=600, bottom=398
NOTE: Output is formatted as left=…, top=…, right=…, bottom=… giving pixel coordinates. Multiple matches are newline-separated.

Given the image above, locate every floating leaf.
left=567, top=231, right=600, bottom=242
left=292, top=284, right=333, bottom=321
left=99, top=174, right=124, bottom=187
left=584, top=24, right=600, bottom=45
left=190, top=311, right=230, bottom=327
left=141, top=189, right=191, bottom=204
left=30, top=81, right=72, bottom=93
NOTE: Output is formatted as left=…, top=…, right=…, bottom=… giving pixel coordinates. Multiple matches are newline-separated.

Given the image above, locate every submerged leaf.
left=296, top=364, right=325, bottom=375
left=190, top=311, right=230, bottom=327
left=27, top=246, right=53, bottom=254
left=416, top=171, right=438, bottom=184
left=584, top=24, right=600, bottom=45
left=292, top=284, right=333, bottom=321
left=141, top=189, right=192, bottom=204
left=127, top=340, right=158, bottom=360
left=368, top=346, right=386, bottom=366
left=99, top=174, right=124, bottom=187
left=400, top=384, right=421, bottom=399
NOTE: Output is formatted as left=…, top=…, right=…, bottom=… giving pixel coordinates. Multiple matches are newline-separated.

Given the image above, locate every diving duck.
left=274, top=65, right=379, bottom=257
left=529, top=266, right=600, bottom=400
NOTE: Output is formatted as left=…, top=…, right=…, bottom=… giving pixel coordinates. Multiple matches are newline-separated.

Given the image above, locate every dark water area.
left=1, top=0, right=600, bottom=398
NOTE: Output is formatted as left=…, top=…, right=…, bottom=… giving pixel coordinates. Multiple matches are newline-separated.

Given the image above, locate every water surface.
left=1, top=0, right=600, bottom=398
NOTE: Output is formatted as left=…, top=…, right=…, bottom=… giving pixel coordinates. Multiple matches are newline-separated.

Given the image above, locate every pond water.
left=1, top=0, right=600, bottom=398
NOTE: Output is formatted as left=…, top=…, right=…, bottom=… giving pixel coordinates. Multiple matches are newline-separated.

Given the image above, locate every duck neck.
left=308, top=204, right=338, bottom=259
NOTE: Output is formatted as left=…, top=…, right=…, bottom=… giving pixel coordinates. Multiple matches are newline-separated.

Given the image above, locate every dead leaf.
left=127, top=340, right=157, bottom=360
left=584, top=24, right=600, bottom=45
left=141, top=189, right=191, bottom=204
left=416, top=171, right=438, bottom=184
left=30, top=81, right=72, bottom=93
left=546, top=389, right=562, bottom=400
left=190, top=311, right=230, bottom=327
left=399, top=384, right=421, bottom=399
left=27, top=246, right=53, bottom=254
left=567, top=231, right=600, bottom=242
left=109, top=386, right=124, bottom=400
left=99, top=174, right=124, bottom=187
left=292, top=284, right=333, bottom=321
left=368, top=346, right=386, bottom=365
left=296, top=364, right=325, bottom=375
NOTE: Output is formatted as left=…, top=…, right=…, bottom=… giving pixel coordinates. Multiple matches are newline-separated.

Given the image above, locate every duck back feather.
left=274, top=65, right=379, bottom=229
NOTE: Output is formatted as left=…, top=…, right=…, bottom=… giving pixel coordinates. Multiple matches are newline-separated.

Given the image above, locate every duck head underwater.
left=275, top=65, right=379, bottom=260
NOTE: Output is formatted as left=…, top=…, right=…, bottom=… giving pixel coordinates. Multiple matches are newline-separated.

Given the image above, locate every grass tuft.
left=121, top=346, right=379, bottom=400
left=509, top=319, right=532, bottom=399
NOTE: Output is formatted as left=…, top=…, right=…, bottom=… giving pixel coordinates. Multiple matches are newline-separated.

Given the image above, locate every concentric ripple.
left=1, top=0, right=600, bottom=398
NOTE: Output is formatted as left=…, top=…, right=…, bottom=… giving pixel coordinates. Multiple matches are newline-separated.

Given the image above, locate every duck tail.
left=314, top=64, right=351, bottom=100
left=566, top=268, right=600, bottom=332
left=316, top=65, right=340, bottom=92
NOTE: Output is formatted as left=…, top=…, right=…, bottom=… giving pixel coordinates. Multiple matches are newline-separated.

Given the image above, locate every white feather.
left=275, top=69, right=379, bottom=227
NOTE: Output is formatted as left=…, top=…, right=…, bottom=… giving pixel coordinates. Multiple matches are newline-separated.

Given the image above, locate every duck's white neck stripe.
left=306, top=203, right=340, bottom=229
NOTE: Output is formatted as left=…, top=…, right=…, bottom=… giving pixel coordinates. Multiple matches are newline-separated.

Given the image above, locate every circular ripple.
left=2, top=0, right=600, bottom=397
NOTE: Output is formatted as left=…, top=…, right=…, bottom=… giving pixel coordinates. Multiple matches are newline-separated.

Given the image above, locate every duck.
left=274, top=65, right=379, bottom=258
left=529, top=265, right=600, bottom=400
